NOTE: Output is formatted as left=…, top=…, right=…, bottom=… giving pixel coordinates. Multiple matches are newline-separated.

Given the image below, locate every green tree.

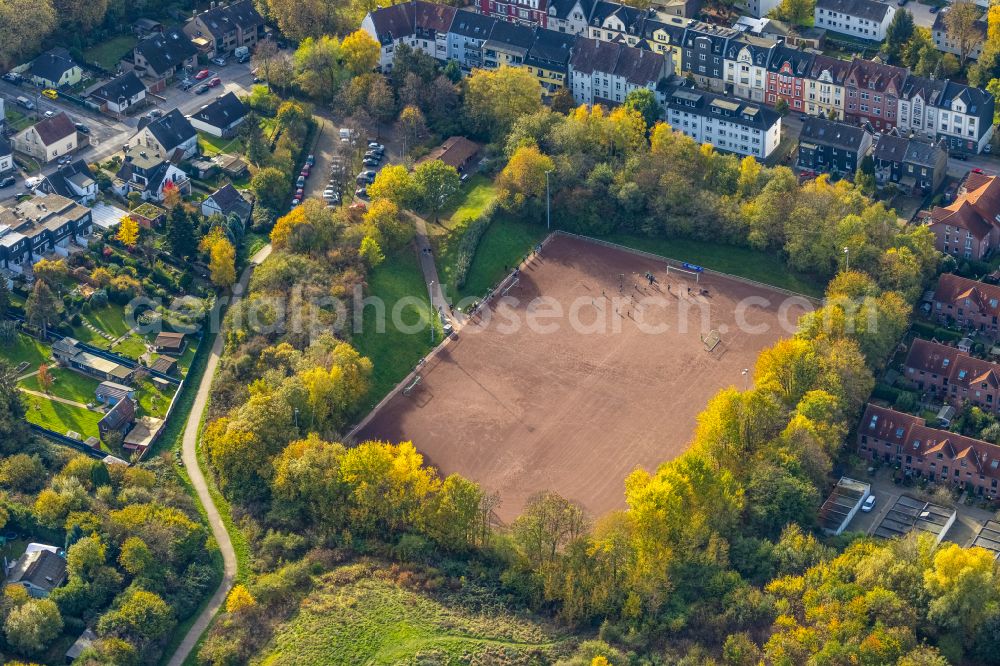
left=66, top=535, right=106, bottom=581
left=945, top=0, right=986, bottom=65
left=0, top=0, right=57, bottom=70
left=412, top=160, right=461, bottom=223
left=118, top=536, right=154, bottom=578
left=367, top=164, right=417, bottom=207
left=24, top=279, right=61, bottom=337
left=166, top=206, right=197, bottom=259
left=623, top=88, right=661, bottom=131
left=884, top=9, right=916, bottom=62
left=774, top=98, right=790, bottom=115
left=769, top=0, right=814, bottom=25
left=464, top=66, right=544, bottom=141
left=97, top=588, right=173, bottom=645
left=251, top=167, right=290, bottom=212
left=359, top=235, right=384, bottom=267
left=498, top=144, right=555, bottom=213
left=4, top=598, right=62, bottom=657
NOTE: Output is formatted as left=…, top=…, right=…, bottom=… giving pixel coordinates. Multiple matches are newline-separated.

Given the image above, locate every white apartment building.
left=663, top=86, right=781, bottom=160
left=569, top=37, right=668, bottom=106
left=814, top=0, right=894, bottom=42
left=723, top=37, right=773, bottom=103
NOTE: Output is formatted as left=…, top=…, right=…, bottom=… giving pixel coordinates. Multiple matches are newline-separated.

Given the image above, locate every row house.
left=524, top=28, right=577, bottom=94
left=922, top=171, right=1000, bottom=261
left=569, top=37, right=669, bottom=106
left=766, top=44, right=814, bottom=113
left=932, top=9, right=986, bottom=63
left=897, top=75, right=946, bottom=139
left=663, top=84, right=781, bottom=159
left=814, top=0, right=894, bottom=42
left=844, top=58, right=906, bottom=131
left=362, top=1, right=457, bottom=71
left=937, top=82, right=995, bottom=156
left=129, top=28, right=198, bottom=93
left=480, top=0, right=549, bottom=27
left=805, top=55, right=850, bottom=120
left=183, top=0, right=265, bottom=58
left=0, top=195, right=93, bottom=271
left=447, top=11, right=497, bottom=72
left=483, top=21, right=535, bottom=69
left=723, top=35, right=774, bottom=103
left=858, top=403, right=1000, bottom=497
left=547, top=0, right=596, bottom=34
left=587, top=1, right=651, bottom=48
left=905, top=338, right=1000, bottom=419
left=681, top=22, right=739, bottom=92
left=931, top=273, right=1000, bottom=338
left=872, top=133, right=948, bottom=194
left=797, top=116, right=873, bottom=175
left=642, top=15, right=689, bottom=77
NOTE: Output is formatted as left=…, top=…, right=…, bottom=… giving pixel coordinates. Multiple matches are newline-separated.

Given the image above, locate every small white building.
left=663, top=85, right=781, bottom=160
left=12, top=112, right=78, bottom=164
left=734, top=0, right=782, bottom=19
left=814, top=0, right=894, bottom=42
left=188, top=92, right=248, bottom=138
left=89, top=71, right=147, bottom=115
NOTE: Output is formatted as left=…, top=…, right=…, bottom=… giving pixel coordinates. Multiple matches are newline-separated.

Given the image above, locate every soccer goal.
left=702, top=329, right=721, bottom=352
left=403, top=374, right=423, bottom=396
left=667, top=265, right=700, bottom=283
left=501, top=277, right=520, bottom=297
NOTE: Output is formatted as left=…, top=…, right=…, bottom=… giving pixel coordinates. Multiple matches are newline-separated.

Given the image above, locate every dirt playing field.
left=355, top=234, right=814, bottom=521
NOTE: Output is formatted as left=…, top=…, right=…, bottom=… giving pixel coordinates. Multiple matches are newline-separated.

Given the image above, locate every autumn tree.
left=946, top=0, right=986, bottom=65
left=363, top=199, right=412, bottom=250
left=24, top=280, right=61, bottom=337
left=97, top=588, right=173, bottom=646
left=200, top=228, right=236, bottom=288
left=116, top=216, right=139, bottom=248
left=36, top=364, right=52, bottom=394
left=4, top=598, right=62, bottom=656
left=623, top=88, right=661, bottom=130
left=251, top=167, right=290, bottom=212
left=0, top=0, right=57, bottom=70
left=270, top=199, right=339, bottom=254
left=396, top=105, right=429, bottom=156
left=770, top=0, right=815, bottom=25
left=498, top=144, right=555, bottom=213
left=367, top=164, right=417, bottom=208
left=464, top=66, right=544, bottom=141
left=340, top=29, right=380, bottom=76
left=412, top=160, right=461, bottom=223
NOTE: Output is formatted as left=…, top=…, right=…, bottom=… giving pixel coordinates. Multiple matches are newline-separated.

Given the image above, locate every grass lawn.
left=112, top=334, right=148, bottom=361
left=137, top=380, right=176, bottom=419
left=4, top=108, right=33, bottom=132
left=457, top=214, right=547, bottom=301
left=0, top=334, right=51, bottom=371
left=431, top=177, right=500, bottom=294
left=198, top=132, right=245, bottom=157
left=71, top=323, right=113, bottom=350
left=84, top=304, right=132, bottom=338
left=83, top=35, right=138, bottom=70
left=351, top=246, right=441, bottom=411
left=256, top=563, right=569, bottom=666
left=602, top=232, right=824, bottom=297
left=438, top=175, right=497, bottom=231
left=20, top=367, right=100, bottom=405
left=22, top=393, right=103, bottom=440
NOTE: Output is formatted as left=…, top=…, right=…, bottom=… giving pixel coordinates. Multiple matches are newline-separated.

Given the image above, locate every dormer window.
left=895, top=427, right=905, bottom=438
left=959, top=370, right=967, bottom=379
left=869, top=415, right=878, bottom=429
left=944, top=359, right=951, bottom=367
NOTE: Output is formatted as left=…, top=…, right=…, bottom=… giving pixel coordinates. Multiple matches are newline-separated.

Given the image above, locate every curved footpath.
left=167, top=243, right=272, bottom=666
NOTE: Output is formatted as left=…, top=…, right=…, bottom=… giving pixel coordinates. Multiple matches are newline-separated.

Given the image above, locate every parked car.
left=861, top=495, right=876, bottom=512
left=211, top=56, right=227, bottom=67
left=195, top=69, right=210, bottom=80
left=295, top=187, right=304, bottom=197
left=15, top=96, right=34, bottom=110
left=929, top=4, right=939, bottom=11
left=148, top=109, right=163, bottom=119
left=368, top=142, right=385, bottom=153
left=180, top=79, right=195, bottom=90
left=357, top=170, right=376, bottom=184
left=43, top=110, right=55, bottom=118
left=58, top=156, right=72, bottom=165
left=195, top=84, right=210, bottom=94
left=208, top=77, right=222, bottom=88
left=296, top=175, right=305, bottom=188
left=306, top=154, right=315, bottom=167
left=953, top=153, right=968, bottom=161
left=74, top=123, right=90, bottom=134
left=355, top=187, right=368, bottom=198
left=0, top=176, right=15, bottom=188
left=291, top=197, right=300, bottom=207
left=363, top=157, right=380, bottom=168
left=300, top=167, right=310, bottom=178
left=2, top=72, right=21, bottom=83
left=41, top=88, right=58, bottom=100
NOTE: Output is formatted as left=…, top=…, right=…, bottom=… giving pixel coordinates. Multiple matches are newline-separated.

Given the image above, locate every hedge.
left=872, top=384, right=901, bottom=403
left=453, top=200, right=498, bottom=290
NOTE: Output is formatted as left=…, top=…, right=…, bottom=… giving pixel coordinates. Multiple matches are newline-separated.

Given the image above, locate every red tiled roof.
left=904, top=338, right=958, bottom=376
left=928, top=173, right=1000, bottom=240
left=933, top=273, right=1000, bottom=320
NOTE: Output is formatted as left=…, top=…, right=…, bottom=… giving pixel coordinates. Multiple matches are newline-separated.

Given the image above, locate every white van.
left=16, top=96, right=34, bottom=110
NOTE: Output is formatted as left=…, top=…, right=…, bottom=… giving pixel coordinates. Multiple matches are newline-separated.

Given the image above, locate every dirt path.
left=166, top=242, right=272, bottom=666
left=405, top=210, right=453, bottom=323
left=18, top=388, right=89, bottom=409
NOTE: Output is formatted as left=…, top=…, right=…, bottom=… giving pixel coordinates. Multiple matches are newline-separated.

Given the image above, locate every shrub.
left=872, top=384, right=900, bottom=403
left=453, top=202, right=497, bottom=289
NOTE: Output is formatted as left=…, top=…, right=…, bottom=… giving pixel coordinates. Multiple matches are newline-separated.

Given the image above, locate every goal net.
left=667, top=265, right=700, bottom=283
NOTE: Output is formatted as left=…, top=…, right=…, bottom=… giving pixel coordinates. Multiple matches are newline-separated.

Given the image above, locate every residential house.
left=39, top=160, right=99, bottom=205
left=123, top=416, right=164, bottom=455
left=183, top=0, right=265, bottom=57
left=115, top=150, right=192, bottom=203
left=479, top=0, right=549, bottom=28
left=734, top=16, right=827, bottom=50
left=735, top=0, right=781, bottom=19
left=857, top=403, right=1000, bottom=497
left=446, top=11, right=498, bottom=72
left=680, top=22, right=738, bottom=92
left=52, top=338, right=133, bottom=383
left=129, top=202, right=167, bottom=229
left=642, top=15, right=690, bottom=77
left=805, top=54, right=850, bottom=120
left=873, top=133, right=947, bottom=194
left=188, top=92, right=248, bottom=138
left=6, top=546, right=66, bottom=598
left=663, top=84, right=782, bottom=159
left=12, top=113, right=78, bottom=164
left=129, top=109, right=198, bottom=161
left=201, top=183, right=253, bottom=224
left=99, top=397, right=136, bottom=442
left=588, top=1, right=651, bottom=48
left=547, top=0, right=596, bottom=34
left=483, top=19, right=535, bottom=69
left=417, top=136, right=483, bottom=174
left=650, top=0, right=700, bottom=17
left=412, top=2, right=459, bottom=63
left=363, top=1, right=457, bottom=70
left=89, top=71, right=147, bottom=115
left=921, top=171, right=1000, bottom=261
left=95, top=381, right=136, bottom=406
left=797, top=116, right=873, bottom=175
left=814, top=0, right=894, bottom=42
left=524, top=27, right=577, bottom=93
left=765, top=44, right=815, bottom=113
left=0, top=195, right=93, bottom=270
left=130, top=28, right=198, bottom=92
left=0, top=137, right=12, bottom=174
left=897, top=75, right=947, bottom=138
left=903, top=338, right=1000, bottom=422
left=844, top=58, right=907, bottom=131
left=936, top=81, right=995, bottom=155
left=25, top=48, right=82, bottom=89
left=931, top=273, right=1000, bottom=338
left=66, top=629, right=98, bottom=664
left=569, top=38, right=668, bottom=106
left=932, top=9, right=986, bottom=62
left=723, top=35, right=774, bottom=103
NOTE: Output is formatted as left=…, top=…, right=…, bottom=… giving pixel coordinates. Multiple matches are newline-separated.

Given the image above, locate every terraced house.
left=642, top=14, right=689, bottom=77
left=680, top=22, right=738, bottom=92
left=480, top=0, right=549, bottom=27
left=844, top=58, right=906, bottom=131
left=546, top=0, right=596, bottom=34
left=805, top=54, right=850, bottom=120
left=766, top=44, right=814, bottom=113
left=362, top=1, right=457, bottom=71
left=936, top=82, right=995, bottom=155
left=0, top=194, right=93, bottom=270
left=723, top=35, right=774, bottom=103
left=858, top=403, right=1000, bottom=497
left=931, top=273, right=1000, bottom=339
left=587, top=1, right=651, bottom=47
left=483, top=20, right=535, bottom=68
left=524, top=28, right=577, bottom=94
left=568, top=37, right=668, bottom=106
left=921, top=171, right=1000, bottom=261
left=904, top=338, right=1000, bottom=415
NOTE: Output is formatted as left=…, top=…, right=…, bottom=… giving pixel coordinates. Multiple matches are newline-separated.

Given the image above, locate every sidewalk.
left=19, top=388, right=90, bottom=409
left=405, top=210, right=453, bottom=323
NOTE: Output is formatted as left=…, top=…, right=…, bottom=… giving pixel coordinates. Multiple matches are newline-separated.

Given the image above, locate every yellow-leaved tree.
left=116, top=216, right=139, bottom=248
left=199, top=228, right=236, bottom=288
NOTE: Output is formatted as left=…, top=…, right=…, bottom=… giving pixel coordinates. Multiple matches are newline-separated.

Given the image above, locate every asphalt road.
left=166, top=241, right=272, bottom=666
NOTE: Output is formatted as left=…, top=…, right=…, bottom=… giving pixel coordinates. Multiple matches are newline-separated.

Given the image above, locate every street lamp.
left=545, top=169, right=553, bottom=231
left=293, top=407, right=299, bottom=429
left=843, top=246, right=850, bottom=272
left=742, top=368, right=749, bottom=391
